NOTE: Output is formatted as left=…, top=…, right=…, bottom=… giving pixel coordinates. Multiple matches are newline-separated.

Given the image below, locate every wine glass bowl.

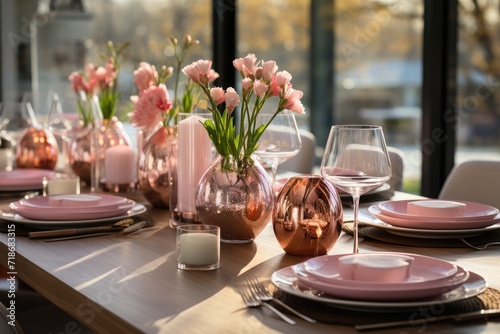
left=252, top=111, right=302, bottom=190
left=320, top=125, right=392, bottom=253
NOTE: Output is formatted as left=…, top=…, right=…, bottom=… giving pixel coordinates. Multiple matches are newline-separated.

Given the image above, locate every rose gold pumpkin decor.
left=273, top=175, right=343, bottom=256
left=16, top=127, right=58, bottom=170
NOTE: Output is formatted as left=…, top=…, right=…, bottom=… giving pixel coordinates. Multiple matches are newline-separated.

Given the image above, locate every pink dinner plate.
left=300, top=252, right=458, bottom=288
left=19, top=194, right=128, bottom=210
left=0, top=169, right=56, bottom=190
left=292, top=262, right=469, bottom=301
left=368, top=205, right=500, bottom=229
left=9, top=200, right=135, bottom=221
left=378, top=199, right=499, bottom=221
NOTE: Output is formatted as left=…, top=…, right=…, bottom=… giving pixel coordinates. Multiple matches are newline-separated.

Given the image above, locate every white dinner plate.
left=0, top=169, right=56, bottom=191
left=271, top=266, right=487, bottom=312
left=368, top=205, right=500, bottom=230
left=378, top=200, right=499, bottom=222
left=0, top=203, right=146, bottom=228
left=359, top=210, right=500, bottom=238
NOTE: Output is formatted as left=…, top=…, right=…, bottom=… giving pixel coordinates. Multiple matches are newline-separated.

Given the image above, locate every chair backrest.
left=387, top=146, right=404, bottom=191
left=438, top=160, right=500, bottom=209
left=278, top=129, right=317, bottom=174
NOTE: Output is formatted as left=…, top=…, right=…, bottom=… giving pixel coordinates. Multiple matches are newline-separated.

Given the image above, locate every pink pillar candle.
left=104, top=145, right=137, bottom=184
left=177, top=115, right=212, bottom=214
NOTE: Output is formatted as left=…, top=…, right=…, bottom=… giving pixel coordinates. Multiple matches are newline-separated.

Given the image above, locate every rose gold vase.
left=273, top=175, right=343, bottom=256
left=15, top=127, right=58, bottom=170
left=137, top=126, right=176, bottom=208
left=195, top=156, right=274, bottom=243
left=69, top=117, right=131, bottom=188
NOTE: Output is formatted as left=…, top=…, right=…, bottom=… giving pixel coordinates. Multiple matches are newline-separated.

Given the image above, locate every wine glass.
left=46, top=91, right=90, bottom=174
left=320, top=125, right=392, bottom=253
left=253, top=111, right=302, bottom=191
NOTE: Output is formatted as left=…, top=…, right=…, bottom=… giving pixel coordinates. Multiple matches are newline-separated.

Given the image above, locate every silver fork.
left=247, top=276, right=317, bottom=323
left=461, top=238, right=500, bottom=250
left=238, top=286, right=296, bottom=325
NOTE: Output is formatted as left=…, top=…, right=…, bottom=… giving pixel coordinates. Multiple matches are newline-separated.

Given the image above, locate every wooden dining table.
left=1, top=190, right=499, bottom=334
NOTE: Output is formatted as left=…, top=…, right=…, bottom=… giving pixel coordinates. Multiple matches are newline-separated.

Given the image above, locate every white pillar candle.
left=177, top=115, right=212, bottom=214
left=178, top=233, right=219, bottom=265
left=104, top=145, right=137, bottom=184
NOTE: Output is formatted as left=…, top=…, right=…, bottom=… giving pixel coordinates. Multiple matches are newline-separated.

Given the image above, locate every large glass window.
left=2, top=0, right=499, bottom=194
left=238, top=0, right=310, bottom=130
left=334, top=0, right=424, bottom=193
left=457, top=0, right=500, bottom=163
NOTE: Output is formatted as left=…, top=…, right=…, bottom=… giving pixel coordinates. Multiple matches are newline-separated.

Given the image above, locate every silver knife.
left=355, top=308, right=500, bottom=331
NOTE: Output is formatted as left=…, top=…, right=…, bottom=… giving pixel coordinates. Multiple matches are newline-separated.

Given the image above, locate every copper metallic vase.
left=15, top=127, right=58, bottom=170
left=273, top=175, right=343, bottom=256
left=69, top=117, right=131, bottom=188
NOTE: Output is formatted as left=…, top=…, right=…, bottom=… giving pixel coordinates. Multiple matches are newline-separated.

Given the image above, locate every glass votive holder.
left=0, top=147, right=14, bottom=171
left=176, top=224, right=220, bottom=271
left=102, top=144, right=137, bottom=193
left=43, top=174, right=80, bottom=195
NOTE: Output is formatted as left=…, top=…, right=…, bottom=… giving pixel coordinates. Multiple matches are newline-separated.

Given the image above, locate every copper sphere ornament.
left=16, top=127, right=58, bottom=170
left=273, top=175, right=343, bottom=256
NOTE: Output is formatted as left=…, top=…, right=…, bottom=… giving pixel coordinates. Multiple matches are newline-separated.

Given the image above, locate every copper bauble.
left=273, top=175, right=343, bottom=256
left=15, top=127, right=58, bottom=170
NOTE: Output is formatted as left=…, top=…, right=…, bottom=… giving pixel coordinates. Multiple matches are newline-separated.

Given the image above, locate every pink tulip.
left=225, top=87, right=240, bottom=113
left=270, top=70, right=292, bottom=96
left=210, top=87, right=226, bottom=105
left=182, top=60, right=219, bottom=86
left=241, top=78, right=253, bottom=92
left=253, top=80, right=269, bottom=97
left=282, top=87, right=305, bottom=114
left=261, top=60, right=277, bottom=81
left=233, top=53, right=257, bottom=77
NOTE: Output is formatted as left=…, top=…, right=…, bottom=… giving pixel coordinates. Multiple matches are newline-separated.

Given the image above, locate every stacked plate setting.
left=368, top=199, right=500, bottom=230
left=0, top=169, right=56, bottom=191
left=9, top=194, right=136, bottom=221
left=289, top=252, right=470, bottom=301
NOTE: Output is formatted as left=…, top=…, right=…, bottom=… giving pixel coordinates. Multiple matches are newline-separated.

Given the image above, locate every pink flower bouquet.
left=182, top=53, right=305, bottom=171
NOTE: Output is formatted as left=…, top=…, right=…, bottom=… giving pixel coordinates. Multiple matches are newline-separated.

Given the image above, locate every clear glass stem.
left=271, top=163, right=278, bottom=192
left=351, top=194, right=361, bottom=254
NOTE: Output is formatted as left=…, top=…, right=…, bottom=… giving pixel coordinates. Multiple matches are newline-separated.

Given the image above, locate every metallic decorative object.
left=195, top=156, right=274, bottom=243
left=69, top=117, right=131, bottom=188
left=273, top=175, right=343, bottom=256
left=16, top=127, right=58, bottom=170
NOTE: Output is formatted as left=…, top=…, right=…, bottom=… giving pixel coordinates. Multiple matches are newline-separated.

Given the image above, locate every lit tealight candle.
left=104, top=145, right=137, bottom=184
